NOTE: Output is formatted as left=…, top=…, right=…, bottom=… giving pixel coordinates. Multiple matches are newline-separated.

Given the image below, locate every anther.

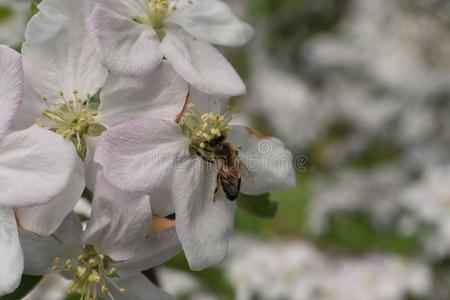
left=101, top=286, right=109, bottom=294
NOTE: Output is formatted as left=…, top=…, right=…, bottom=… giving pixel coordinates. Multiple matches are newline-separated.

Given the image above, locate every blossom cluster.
left=224, top=237, right=431, bottom=300
left=246, top=0, right=450, bottom=261
left=0, top=0, right=295, bottom=299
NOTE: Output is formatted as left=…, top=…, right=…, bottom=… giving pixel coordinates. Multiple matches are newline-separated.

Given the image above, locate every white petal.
left=117, top=228, right=181, bottom=275
left=22, top=0, right=108, bottom=101
left=91, top=0, right=145, bottom=18
left=161, top=28, right=246, bottom=97
left=95, top=118, right=188, bottom=216
left=228, top=126, right=296, bottom=194
left=0, top=206, right=23, bottom=295
left=86, top=4, right=162, bottom=77
left=10, top=84, right=45, bottom=131
left=172, top=157, right=236, bottom=271
left=109, top=274, right=174, bottom=300
left=98, top=61, right=189, bottom=127
left=167, top=0, right=254, bottom=46
left=52, top=212, right=84, bottom=249
left=0, top=126, right=83, bottom=207
left=16, top=158, right=85, bottom=236
left=19, top=231, right=66, bottom=276
left=83, top=172, right=152, bottom=261
left=186, top=87, right=228, bottom=116
left=19, top=213, right=83, bottom=276
left=84, top=136, right=101, bottom=192
left=0, top=45, right=23, bottom=139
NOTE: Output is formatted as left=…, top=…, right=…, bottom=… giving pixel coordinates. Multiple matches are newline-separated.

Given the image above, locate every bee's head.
left=209, top=135, right=227, bottom=148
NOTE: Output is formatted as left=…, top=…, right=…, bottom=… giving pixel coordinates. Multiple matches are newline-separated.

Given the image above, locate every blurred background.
left=3, top=0, right=450, bottom=299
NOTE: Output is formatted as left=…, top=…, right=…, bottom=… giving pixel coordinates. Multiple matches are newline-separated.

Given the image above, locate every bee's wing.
left=239, top=160, right=255, bottom=183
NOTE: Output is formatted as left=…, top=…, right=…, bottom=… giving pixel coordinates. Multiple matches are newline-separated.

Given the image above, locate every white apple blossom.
left=95, top=90, right=296, bottom=270
left=399, top=165, right=450, bottom=259
left=19, top=172, right=181, bottom=300
left=85, top=0, right=254, bottom=97
left=0, top=45, right=80, bottom=296
left=225, top=237, right=431, bottom=300
left=13, top=0, right=189, bottom=236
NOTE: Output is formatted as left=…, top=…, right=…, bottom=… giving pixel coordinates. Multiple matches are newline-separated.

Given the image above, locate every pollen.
left=180, top=101, right=236, bottom=157
left=36, top=90, right=106, bottom=160
left=51, top=245, right=124, bottom=300
left=136, top=0, right=195, bottom=40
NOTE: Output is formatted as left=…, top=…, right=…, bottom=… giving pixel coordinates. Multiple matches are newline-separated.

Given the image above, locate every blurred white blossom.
left=225, top=236, right=431, bottom=300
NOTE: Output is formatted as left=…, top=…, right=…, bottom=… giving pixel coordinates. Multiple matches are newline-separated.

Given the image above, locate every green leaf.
left=320, top=212, right=422, bottom=256
left=87, top=123, right=107, bottom=137
left=166, top=253, right=234, bottom=298
left=0, top=5, right=13, bottom=23
left=237, top=193, right=278, bottom=219
left=30, top=2, right=39, bottom=17
left=71, top=136, right=87, bottom=161
left=0, top=275, right=42, bottom=300
left=65, top=294, right=80, bottom=300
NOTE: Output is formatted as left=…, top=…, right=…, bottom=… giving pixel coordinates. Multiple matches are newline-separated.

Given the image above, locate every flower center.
left=136, top=0, right=194, bottom=40
left=36, top=90, right=106, bottom=160
left=51, top=245, right=125, bottom=300
left=180, top=103, right=236, bottom=159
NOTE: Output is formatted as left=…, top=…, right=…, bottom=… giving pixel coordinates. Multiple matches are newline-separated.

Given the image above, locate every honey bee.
left=209, top=136, right=248, bottom=201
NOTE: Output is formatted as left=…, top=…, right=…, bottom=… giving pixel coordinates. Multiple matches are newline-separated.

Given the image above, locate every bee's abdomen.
left=220, top=172, right=241, bottom=201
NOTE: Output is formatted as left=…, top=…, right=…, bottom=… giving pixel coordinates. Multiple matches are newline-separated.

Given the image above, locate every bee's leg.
left=195, top=147, right=215, bottom=163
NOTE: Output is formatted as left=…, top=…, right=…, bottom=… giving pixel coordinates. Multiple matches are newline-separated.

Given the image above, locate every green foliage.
left=66, top=294, right=82, bottom=300
left=320, top=212, right=422, bottom=256
left=349, top=141, right=402, bottom=169
left=0, top=275, right=41, bottom=300
left=237, top=193, right=278, bottom=219
left=227, top=48, right=251, bottom=81
left=235, top=174, right=310, bottom=237
left=30, top=3, right=39, bottom=17
left=87, top=123, right=107, bottom=137
left=166, top=253, right=234, bottom=298
left=248, top=0, right=350, bottom=68
left=0, top=5, right=13, bottom=23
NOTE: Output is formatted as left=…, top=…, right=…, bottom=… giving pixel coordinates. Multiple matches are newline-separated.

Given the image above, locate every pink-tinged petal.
left=83, top=172, right=152, bottom=261
left=95, top=118, right=189, bottom=216
left=0, top=126, right=82, bottom=207
left=172, top=157, right=236, bottom=271
left=19, top=213, right=83, bottom=276
left=16, top=158, right=85, bottom=236
left=98, top=61, right=189, bottom=127
left=86, top=4, right=162, bottom=77
left=22, top=0, right=107, bottom=101
left=228, top=126, right=296, bottom=194
left=161, top=28, right=246, bottom=97
left=117, top=228, right=181, bottom=275
left=167, top=0, right=254, bottom=46
left=0, top=206, right=23, bottom=295
left=109, top=274, right=174, bottom=300
left=0, top=45, right=23, bottom=139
